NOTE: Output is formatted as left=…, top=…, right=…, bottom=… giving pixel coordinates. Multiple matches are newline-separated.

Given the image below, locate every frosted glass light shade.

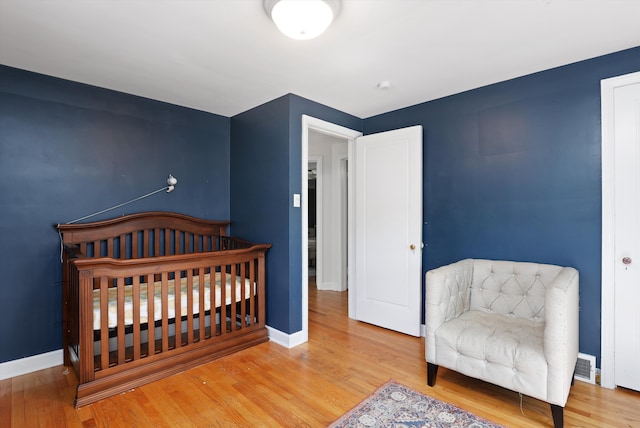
left=265, top=0, right=339, bottom=40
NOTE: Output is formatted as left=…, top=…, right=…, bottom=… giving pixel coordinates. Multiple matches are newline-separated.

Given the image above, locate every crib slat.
left=132, top=232, right=139, bottom=259
left=107, top=238, right=114, bottom=258
left=174, top=270, right=182, bottom=348
left=155, top=229, right=161, bottom=257
left=80, top=242, right=87, bottom=256
left=161, top=272, right=169, bottom=352
left=120, top=234, right=126, bottom=259
left=186, top=270, right=194, bottom=344
left=99, top=277, right=109, bottom=371
left=240, top=262, right=247, bottom=329
left=230, top=264, right=237, bottom=332
left=93, top=240, right=100, bottom=257
left=197, top=268, right=205, bottom=338
left=220, top=268, right=227, bottom=334
left=146, top=273, right=155, bottom=356
left=116, top=277, right=125, bottom=365
left=132, top=275, right=141, bottom=361
left=143, top=230, right=150, bottom=257
left=165, top=229, right=171, bottom=256
left=249, top=260, right=255, bottom=326
left=210, top=267, right=217, bottom=336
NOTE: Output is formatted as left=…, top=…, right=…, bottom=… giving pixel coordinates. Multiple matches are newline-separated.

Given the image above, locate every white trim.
left=302, top=115, right=362, bottom=343
left=601, top=71, right=640, bottom=389
left=0, top=349, right=63, bottom=380
left=331, top=143, right=349, bottom=292
left=266, top=326, right=307, bottom=348
left=347, top=134, right=356, bottom=319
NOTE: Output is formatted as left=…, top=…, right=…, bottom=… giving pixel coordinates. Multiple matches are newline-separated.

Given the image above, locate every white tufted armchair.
left=425, top=259, right=579, bottom=428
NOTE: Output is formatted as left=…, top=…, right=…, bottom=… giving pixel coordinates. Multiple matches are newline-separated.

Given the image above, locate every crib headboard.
left=57, top=211, right=231, bottom=259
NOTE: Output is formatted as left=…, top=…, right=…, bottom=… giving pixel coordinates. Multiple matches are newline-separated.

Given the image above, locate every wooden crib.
left=57, top=212, right=271, bottom=407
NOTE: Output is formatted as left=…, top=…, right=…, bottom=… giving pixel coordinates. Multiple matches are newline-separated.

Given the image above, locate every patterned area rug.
left=329, top=380, right=505, bottom=428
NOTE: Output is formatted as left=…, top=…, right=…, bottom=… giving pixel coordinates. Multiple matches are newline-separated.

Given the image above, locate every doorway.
left=308, top=132, right=348, bottom=292
left=301, top=115, right=362, bottom=344
left=308, top=162, right=318, bottom=278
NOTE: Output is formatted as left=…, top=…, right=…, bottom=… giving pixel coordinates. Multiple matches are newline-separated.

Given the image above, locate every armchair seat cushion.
left=436, top=310, right=547, bottom=400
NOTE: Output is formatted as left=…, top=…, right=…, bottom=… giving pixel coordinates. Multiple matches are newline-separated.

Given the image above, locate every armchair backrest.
left=470, top=259, right=563, bottom=321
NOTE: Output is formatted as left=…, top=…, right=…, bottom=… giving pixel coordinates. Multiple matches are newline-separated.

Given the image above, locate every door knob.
left=409, top=244, right=416, bottom=250
left=623, top=257, right=632, bottom=265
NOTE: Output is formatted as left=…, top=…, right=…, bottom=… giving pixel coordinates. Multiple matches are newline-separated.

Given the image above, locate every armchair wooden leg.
left=427, top=363, right=438, bottom=386
left=551, top=404, right=563, bottom=428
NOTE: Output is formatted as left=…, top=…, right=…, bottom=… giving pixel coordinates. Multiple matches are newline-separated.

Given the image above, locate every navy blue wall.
left=230, top=95, right=292, bottom=333
left=230, top=94, right=361, bottom=333
left=0, top=66, right=230, bottom=363
left=5, top=45, right=640, bottom=366
left=363, top=46, right=640, bottom=363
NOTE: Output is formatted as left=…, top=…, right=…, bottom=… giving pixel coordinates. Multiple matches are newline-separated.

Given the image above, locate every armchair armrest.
left=425, top=259, right=473, bottom=362
left=543, top=266, right=579, bottom=406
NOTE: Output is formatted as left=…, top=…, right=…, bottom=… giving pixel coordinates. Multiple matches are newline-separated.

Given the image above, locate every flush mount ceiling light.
left=264, top=0, right=341, bottom=40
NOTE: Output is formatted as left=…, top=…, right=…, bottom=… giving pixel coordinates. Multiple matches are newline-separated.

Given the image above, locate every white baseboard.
left=315, top=281, right=345, bottom=292
left=0, top=349, right=63, bottom=381
left=266, top=325, right=307, bottom=348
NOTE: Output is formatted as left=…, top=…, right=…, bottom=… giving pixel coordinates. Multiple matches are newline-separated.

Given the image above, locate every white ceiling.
left=1, top=0, right=639, bottom=118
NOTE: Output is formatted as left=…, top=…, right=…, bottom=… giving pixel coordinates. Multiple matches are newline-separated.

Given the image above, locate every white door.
left=354, top=126, right=422, bottom=336
left=614, top=81, right=640, bottom=392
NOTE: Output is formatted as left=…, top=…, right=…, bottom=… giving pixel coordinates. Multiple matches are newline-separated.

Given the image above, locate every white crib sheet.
left=92, top=272, right=253, bottom=330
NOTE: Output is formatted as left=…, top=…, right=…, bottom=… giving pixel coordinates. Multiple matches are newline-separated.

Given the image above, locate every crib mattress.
left=93, top=272, right=253, bottom=330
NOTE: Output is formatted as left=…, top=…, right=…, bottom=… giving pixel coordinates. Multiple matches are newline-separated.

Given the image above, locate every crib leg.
left=427, top=363, right=438, bottom=386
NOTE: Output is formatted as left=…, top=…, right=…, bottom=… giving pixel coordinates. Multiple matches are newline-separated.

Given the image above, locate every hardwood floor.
left=2, top=282, right=639, bottom=427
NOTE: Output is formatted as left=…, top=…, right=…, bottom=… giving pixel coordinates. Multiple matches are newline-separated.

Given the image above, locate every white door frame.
left=600, top=70, right=640, bottom=389
left=301, top=115, right=362, bottom=343
left=337, top=155, right=349, bottom=290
